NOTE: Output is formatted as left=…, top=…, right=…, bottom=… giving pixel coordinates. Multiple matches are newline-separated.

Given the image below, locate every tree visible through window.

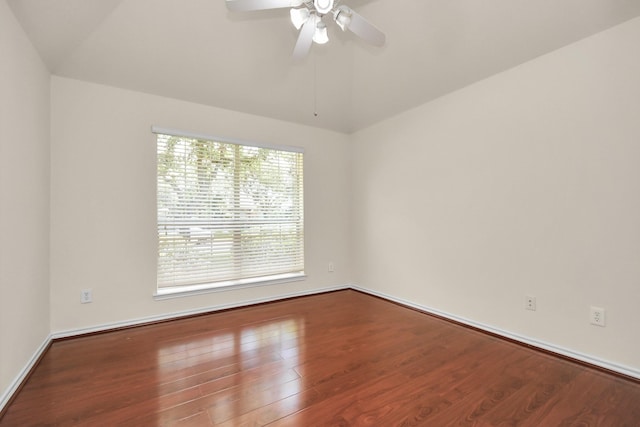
left=155, top=131, right=304, bottom=293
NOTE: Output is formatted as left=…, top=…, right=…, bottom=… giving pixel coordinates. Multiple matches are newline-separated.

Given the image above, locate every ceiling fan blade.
left=347, top=9, right=386, bottom=47
left=292, top=16, right=316, bottom=60
left=226, top=0, right=303, bottom=12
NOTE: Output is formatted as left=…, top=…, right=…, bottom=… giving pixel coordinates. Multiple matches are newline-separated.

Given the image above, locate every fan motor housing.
left=314, top=0, right=334, bottom=14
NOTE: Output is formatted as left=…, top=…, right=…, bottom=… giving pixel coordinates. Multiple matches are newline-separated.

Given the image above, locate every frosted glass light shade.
left=290, top=7, right=310, bottom=30
left=313, top=21, right=329, bottom=44
left=334, top=6, right=351, bottom=31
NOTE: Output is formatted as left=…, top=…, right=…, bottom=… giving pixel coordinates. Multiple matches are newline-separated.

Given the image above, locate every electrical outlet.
left=590, top=306, right=605, bottom=327
left=328, top=262, right=335, bottom=273
left=525, top=295, right=536, bottom=311
left=81, top=289, right=93, bottom=304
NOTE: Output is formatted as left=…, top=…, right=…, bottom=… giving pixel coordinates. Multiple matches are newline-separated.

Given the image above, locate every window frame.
left=152, top=127, right=305, bottom=299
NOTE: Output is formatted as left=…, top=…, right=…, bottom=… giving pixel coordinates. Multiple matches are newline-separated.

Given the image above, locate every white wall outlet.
left=81, top=289, right=93, bottom=304
left=328, top=262, right=335, bottom=273
left=525, top=295, right=536, bottom=311
left=590, top=306, right=606, bottom=327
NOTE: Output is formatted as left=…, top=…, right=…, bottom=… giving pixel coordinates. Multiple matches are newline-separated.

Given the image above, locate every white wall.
left=0, top=0, right=51, bottom=404
left=50, top=77, right=352, bottom=333
left=352, top=17, right=640, bottom=373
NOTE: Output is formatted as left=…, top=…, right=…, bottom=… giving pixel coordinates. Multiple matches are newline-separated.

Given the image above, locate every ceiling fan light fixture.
left=313, top=21, right=329, bottom=44
left=290, top=7, right=310, bottom=29
left=227, top=0, right=386, bottom=59
left=334, top=6, right=352, bottom=31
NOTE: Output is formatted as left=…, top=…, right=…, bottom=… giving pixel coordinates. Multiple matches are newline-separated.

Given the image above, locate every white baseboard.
left=350, top=284, right=640, bottom=380
left=0, top=334, right=52, bottom=413
left=52, top=284, right=350, bottom=339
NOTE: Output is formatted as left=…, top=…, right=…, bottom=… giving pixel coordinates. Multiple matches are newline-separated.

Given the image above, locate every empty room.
left=1, top=0, right=639, bottom=425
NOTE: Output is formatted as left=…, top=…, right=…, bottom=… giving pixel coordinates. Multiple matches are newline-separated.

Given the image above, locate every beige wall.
left=0, top=0, right=51, bottom=403
left=352, top=17, right=640, bottom=372
left=50, top=76, right=352, bottom=333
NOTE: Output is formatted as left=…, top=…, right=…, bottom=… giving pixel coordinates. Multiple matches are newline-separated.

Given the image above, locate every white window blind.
left=155, top=131, right=304, bottom=292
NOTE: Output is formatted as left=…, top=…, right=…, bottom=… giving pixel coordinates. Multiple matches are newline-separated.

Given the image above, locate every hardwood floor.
left=1, top=290, right=639, bottom=426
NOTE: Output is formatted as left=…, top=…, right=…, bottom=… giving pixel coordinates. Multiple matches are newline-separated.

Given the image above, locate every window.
left=154, top=128, right=304, bottom=295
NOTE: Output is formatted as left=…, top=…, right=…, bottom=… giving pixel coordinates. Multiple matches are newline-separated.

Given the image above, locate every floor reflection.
left=154, top=315, right=306, bottom=425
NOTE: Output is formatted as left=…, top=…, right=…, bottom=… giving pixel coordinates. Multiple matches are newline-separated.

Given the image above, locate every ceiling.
left=7, top=0, right=640, bottom=133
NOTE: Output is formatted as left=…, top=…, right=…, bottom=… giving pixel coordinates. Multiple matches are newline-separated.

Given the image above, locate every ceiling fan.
left=225, top=0, right=386, bottom=59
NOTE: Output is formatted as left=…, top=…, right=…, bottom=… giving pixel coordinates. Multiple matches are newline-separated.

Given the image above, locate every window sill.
left=153, top=272, right=306, bottom=301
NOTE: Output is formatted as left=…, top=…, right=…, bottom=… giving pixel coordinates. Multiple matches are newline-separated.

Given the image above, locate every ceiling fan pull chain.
left=313, top=55, right=319, bottom=117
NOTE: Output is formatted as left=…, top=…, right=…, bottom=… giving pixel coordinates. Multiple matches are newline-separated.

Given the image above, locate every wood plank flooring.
left=1, top=290, right=639, bottom=426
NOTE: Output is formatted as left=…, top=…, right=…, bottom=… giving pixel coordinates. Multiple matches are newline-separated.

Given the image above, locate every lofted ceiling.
left=7, top=0, right=640, bottom=133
